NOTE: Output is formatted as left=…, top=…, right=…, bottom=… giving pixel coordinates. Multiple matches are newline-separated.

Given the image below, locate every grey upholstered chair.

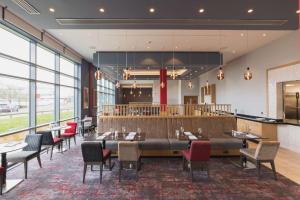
left=36, top=131, right=64, bottom=160
left=81, top=142, right=111, bottom=183
left=7, top=134, right=43, bottom=179
left=240, top=141, right=280, bottom=180
left=118, top=141, right=141, bottom=181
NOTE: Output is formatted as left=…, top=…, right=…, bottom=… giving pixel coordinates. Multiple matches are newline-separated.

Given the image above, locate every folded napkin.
left=188, top=135, right=198, bottom=140
left=125, top=135, right=135, bottom=140
left=246, top=134, right=257, bottom=139
left=184, top=132, right=193, bottom=136
left=128, top=132, right=136, bottom=136
left=96, top=135, right=106, bottom=140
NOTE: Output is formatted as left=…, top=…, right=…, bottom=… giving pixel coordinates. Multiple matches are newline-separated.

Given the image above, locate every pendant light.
left=244, top=30, right=253, bottom=80
left=123, top=52, right=131, bottom=80
left=217, top=31, right=225, bottom=80
left=130, top=86, right=133, bottom=95
left=139, top=86, right=142, bottom=96
left=95, top=52, right=103, bottom=80
left=115, top=53, right=120, bottom=88
left=170, top=51, right=178, bottom=80
left=187, top=55, right=193, bottom=89
left=132, top=53, right=137, bottom=89
left=160, top=54, right=165, bottom=88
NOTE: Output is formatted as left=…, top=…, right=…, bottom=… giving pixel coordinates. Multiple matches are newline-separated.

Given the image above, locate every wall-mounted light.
left=160, top=81, right=165, bottom=88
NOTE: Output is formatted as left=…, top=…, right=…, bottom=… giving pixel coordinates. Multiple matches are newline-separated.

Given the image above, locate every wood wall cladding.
left=201, top=84, right=216, bottom=104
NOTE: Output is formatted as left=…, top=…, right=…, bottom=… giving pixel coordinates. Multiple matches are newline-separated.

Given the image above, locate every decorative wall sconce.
left=217, top=67, right=224, bottom=80
left=244, top=67, right=252, bottom=80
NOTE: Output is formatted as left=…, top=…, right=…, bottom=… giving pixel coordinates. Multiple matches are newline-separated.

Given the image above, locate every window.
left=0, top=77, right=29, bottom=134
left=36, top=83, right=55, bottom=125
left=60, top=86, right=75, bottom=120
left=0, top=24, right=80, bottom=136
left=97, top=78, right=115, bottom=113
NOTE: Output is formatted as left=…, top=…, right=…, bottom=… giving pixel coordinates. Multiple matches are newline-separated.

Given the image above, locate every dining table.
left=0, top=141, right=27, bottom=193
left=48, top=125, right=71, bottom=152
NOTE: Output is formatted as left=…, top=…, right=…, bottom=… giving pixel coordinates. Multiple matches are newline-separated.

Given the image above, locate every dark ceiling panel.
left=0, top=0, right=298, bottom=30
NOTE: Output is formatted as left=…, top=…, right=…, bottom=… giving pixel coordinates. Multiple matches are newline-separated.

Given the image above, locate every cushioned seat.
left=7, top=151, right=37, bottom=163
left=102, top=149, right=111, bottom=158
left=139, top=138, right=170, bottom=150
left=53, top=137, right=63, bottom=143
left=168, top=139, right=189, bottom=150
left=105, top=141, right=118, bottom=151
left=210, top=138, right=242, bottom=149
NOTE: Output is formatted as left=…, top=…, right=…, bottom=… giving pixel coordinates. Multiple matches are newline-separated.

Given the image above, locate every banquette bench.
left=98, top=116, right=242, bottom=156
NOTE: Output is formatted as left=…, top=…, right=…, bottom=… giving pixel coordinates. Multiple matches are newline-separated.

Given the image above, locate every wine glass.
left=180, top=126, right=184, bottom=134
left=122, top=126, right=126, bottom=138
left=137, top=128, right=141, bottom=138
left=198, top=128, right=202, bottom=138
left=175, top=130, right=180, bottom=139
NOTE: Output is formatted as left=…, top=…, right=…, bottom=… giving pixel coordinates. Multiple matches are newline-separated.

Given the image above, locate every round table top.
left=49, top=125, right=71, bottom=131
left=0, top=142, right=28, bottom=154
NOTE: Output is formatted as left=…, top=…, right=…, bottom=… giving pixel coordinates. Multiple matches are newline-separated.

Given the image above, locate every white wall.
left=199, top=30, right=300, bottom=117
left=181, top=78, right=199, bottom=104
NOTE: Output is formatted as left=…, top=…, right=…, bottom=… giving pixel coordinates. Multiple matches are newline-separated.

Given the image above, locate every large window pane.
left=0, top=57, right=29, bottom=78
left=60, top=57, right=74, bottom=76
left=36, top=83, right=55, bottom=125
left=60, top=75, right=74, bottom=87
left=0, top=25, right=29, bottom=61
left=60, top=86, right=74, bottom=120
left=37, top=46, right=55, bottom=69
left=0, top=77, right=29, bottom=134
left=36, top=68, right=55, bottom=83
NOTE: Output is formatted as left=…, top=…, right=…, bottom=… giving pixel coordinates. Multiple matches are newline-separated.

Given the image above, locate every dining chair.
left=240, top=141, right=280, bottom=180
left=0, top=166, right=3, bottom=195
left=7, top=134, right=43, bottom=179
left=181, top=140, right=211, bottom=181
left=82, top=117, right=94, bottom=136
left=36, top=131, right=64, bottom=160
left=61, top=122, right=77, bottom=149
left=118, top=141, right=141, bottom=181
left=81, top=142, right=111, bottom=184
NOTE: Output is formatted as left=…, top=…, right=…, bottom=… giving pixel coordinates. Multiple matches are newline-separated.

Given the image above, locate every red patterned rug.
left=2, top=138, right=300, bottom=200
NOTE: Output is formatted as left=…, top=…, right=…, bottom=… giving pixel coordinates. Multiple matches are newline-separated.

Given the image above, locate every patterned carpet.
left=2, top=137, right=300, bottom=200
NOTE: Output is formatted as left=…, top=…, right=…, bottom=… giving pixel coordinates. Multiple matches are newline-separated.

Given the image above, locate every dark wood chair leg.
left=100, top=163, right=103, bottom=184
left=190, top=161, right=193, bottom=182
left=270, top=160, right=277, bottom=180
left=24, top=161, right=28, bottom=179
left=73, top=136, right=76, bottom=145
left=119, top=161, right=122, bottom=182
left=182, top=156, right=186, bottom=170
left=37, top=155, right=42, bottom=168
left=61, top=141, right=63, bottom=153
left=50, top=146, right=54, bottom=160
left=109, top=156, right=112, bottom=171
left=68, top=138, right=71, bottom=149
left=136, top=161, right=139, bottom=181
left=83, top=163, right=87, bottom=183
left=0, top=173, right=2, bottom=195
left=257, top=161, right=261, bottom=179
left=240, top=155, right=244, bottom=168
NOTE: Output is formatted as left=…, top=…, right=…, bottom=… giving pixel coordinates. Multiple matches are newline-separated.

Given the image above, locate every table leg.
left=102, top=139, right=106, bottom=149
left=1, top=153, right=7, bottom=184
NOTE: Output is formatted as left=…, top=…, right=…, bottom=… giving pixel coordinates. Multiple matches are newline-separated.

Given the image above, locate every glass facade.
left=97, top=78, right=115, bottom=113
left=0, top=24, right=80, bottom=136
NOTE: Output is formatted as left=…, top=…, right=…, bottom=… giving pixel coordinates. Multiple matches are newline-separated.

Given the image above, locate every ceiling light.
left=175, top=46, right=178, bottom=49
left=149, top=8, right=155, bottom=13
left=247, top=9, right=254, bottom=13
left=49, top=8, right=55, bottom=13
left=199, top=8, right=205, bottom=13
left=217, top=67, right=224, bottom=80
left=262, top=33, right=267, bottom=37
left=232, top=50, right=236, bottom=54
left=296, top=10, right=300, bottom=14
left=194, top=70, right=198, bottom=73
left=147, top=46, right=150, bottom=49
left=244, top=67, right=253, bottom=80
left=99, top=8, right=105, bottom=13
left=240, top=33, right=244, bottom=37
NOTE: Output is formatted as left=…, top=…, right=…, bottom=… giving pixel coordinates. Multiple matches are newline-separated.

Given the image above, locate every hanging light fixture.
left=217, top=31, right=225, bottom=80
left=217, top=67, right=224, bottom=80
left=188, top=80, right=193, bottom=89
left=123, top=52, right=131, bottom=80
left=187, top=55, right=193, bottom=89
left=244, top=30, right=253, bottom=80
left=170, top=51, right=178, bottom=80
left=206, top=80, right=209, bottom=90
left=244, top=67, right=252, bottom=80
left=115, top=53, right=120, bottom=88
left=130, top=86, right=133, bottom=95
left=160, top=81, right=165, bottom=88
left=132, top=53, right=137, bottom=89
left=95, top=52, right=102, bottom=80
left=133, top=80, right=137, bottom=89
left=139, top=87, right=142, bottom=96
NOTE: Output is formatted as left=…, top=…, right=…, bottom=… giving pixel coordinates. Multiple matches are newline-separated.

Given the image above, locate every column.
left=160, top=69, right=167, bottom=112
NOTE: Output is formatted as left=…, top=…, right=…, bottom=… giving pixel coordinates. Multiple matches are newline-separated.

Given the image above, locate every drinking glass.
left=175, top=130, right=180, bottom=139
left=137, top=128, right=141, bottom=138
left=180, top=126, right=184, bottom=134
left=198, top=128, right=202, bottom=137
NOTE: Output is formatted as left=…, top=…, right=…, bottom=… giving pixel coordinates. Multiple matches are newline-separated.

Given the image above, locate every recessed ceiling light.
left=149, top=8, right=155, bottom=13
left=49, top=8, right=55, bottom=13
left=247, top=9, right=254, bottom=13
left=147, top=46, right=150, bottom=49
left=195, top=70, right=198, bottom=73
left=232, top=50, right=236, bottom=54
left=175, top=46, right=178, bottom=49
left=240, top=33, right=244, bottom=37
left=199, top=8, right=205, bottom=13
left=99, top=8, right=105, bottom=13
left=297, top=10, right=300, bottom=14
left=262, top=33, right=267, bottom=37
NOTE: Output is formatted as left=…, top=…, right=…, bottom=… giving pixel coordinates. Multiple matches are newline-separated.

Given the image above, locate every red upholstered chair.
left=61, top=122, right=77, bottom=149
left=0, top=166, right=4, bottom=195
left=181, top=141, right=211, bottom=181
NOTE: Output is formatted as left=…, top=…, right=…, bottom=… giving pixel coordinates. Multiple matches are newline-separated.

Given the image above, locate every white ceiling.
left=48, top=29, right=292, bottom=64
